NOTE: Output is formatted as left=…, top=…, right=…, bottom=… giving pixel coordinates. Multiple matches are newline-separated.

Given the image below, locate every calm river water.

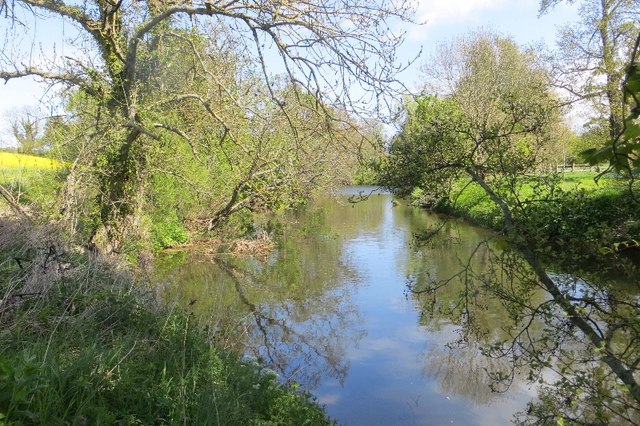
left=156, top=187, right=540, bottom=425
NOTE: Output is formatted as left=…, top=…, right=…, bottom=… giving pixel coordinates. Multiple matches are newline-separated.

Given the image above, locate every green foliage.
left=379, top=95, right=468, bottom=200
left=380, top=32, right=560, bottom=204
left=39, top=24, right=374, bottom=252
left=433, top=175, right=639, bottom=275
left=379, top=30, right=637, bottom=273
left=445, top=180, right=504, bottom=229
left=582, top=37, right=640, bottom=180
left=151, top=216, right=189, bottom=251
left=0, top=258, right=331, bottom=425
left=541, top=0, right=638, bottom=144
left=351, top=163, right=379, bottom=186
left=519, top=184, right=640, bottom=270
left=0, top=166, right=64, bottom=212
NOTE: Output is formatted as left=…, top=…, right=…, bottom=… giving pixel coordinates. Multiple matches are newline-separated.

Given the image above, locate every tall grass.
left=0, top=219, right=331, bottom=425
left=0, top=160, right=63, bottom=213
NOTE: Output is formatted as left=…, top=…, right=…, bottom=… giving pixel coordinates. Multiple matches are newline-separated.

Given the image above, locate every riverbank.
left=0, top=217, right=331, bottom=424
left=411, top=173, right=639, bottom=276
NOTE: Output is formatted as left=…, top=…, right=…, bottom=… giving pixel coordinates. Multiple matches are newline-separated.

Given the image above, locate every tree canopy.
left=583, top=33, right=640, bottom=182
left=0, top=0, right=415, bottom=251
left=381, top=32, right=561, bottom=205
left=540, top=0, right=639, bottom=141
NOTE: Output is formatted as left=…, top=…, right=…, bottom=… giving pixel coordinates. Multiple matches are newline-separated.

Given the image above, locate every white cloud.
left=415, top=0, right=507, bottom=26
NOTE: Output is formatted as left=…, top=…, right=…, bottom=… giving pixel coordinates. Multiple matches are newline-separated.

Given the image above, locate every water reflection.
left=155, top=203, right=366, bottom=390
left=155, top=190, right=555, bottom=424
left=400, top=202, right=640, bottom=424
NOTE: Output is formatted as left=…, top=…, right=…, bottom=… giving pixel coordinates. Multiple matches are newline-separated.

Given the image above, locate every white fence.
left=554, top=163, right=602, bottom=173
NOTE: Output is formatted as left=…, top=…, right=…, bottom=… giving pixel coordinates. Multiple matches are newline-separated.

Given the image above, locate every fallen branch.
left=0, top=184, right=31, bottom=221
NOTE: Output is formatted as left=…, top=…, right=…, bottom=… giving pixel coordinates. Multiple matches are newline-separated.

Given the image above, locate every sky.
left=0, top=0, right=580, bottom=146
left=398, top=0, right=578, bottom=87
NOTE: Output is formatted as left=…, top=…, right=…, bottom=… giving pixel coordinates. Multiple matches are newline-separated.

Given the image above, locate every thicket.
left=0, top=0, right=408, bottom=255
left=411, top=176, right=640, bottom=275
left=0, top=219, right=331, bottom=425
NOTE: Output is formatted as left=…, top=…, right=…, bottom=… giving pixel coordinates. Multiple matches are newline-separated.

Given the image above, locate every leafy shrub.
left=434, top=177, right=639, bottom=274
left=151, top=214, right=189, bottom=251
left=519, top=185, right=639, bottom=270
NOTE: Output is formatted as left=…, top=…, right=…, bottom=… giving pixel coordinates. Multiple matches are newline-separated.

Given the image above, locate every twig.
left=0, top=184, right=31, bottom=220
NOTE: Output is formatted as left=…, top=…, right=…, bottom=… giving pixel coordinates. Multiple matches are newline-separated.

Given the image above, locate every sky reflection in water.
left=157, top=189, right=537, bottom=425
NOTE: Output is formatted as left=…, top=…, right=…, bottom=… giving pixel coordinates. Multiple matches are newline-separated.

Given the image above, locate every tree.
left=583, top=32, right=640, bottom=182
left=8, top=108, right=46, bottom=154
left=540, top=0, right=640, bottom=141
left=382, top=32, right=561, bottom=204
left=0, top=0, right=415, bottom=250
left=379, top=95, right=469, bottom=203
left=380, top=31, right=640, bottom=423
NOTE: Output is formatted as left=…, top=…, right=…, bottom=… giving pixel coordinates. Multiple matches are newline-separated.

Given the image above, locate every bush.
left=151, top=214, right=189, bottom=251
left=433, top=177, right=639, bottom=275
left=519, top=185, right=639, bottom=271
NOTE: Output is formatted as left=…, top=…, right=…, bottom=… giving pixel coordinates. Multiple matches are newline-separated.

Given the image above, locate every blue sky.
left=0, top=0, right=579, bottom=145
left=397, top=0, right=578, bottom=88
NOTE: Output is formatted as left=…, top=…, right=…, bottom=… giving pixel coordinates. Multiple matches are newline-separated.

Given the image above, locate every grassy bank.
left=0, top=219, right=331, bottom=425
left=417, top=172, right=640, bottom=274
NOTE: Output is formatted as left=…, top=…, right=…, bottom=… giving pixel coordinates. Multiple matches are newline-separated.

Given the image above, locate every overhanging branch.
left=0, top=67, right=86, bottom=86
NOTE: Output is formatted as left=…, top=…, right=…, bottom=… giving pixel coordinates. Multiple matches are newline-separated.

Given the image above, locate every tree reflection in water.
left=214, top=257, right=360, bottom=388
left=406, top=221, right=640, bottom=424
left=421, top=337, right=520, bottom=405
left=154, top=204, right=366, bottom=392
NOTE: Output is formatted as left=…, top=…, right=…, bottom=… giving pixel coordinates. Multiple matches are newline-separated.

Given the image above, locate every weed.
left=0, top=221, right=331, bottom=425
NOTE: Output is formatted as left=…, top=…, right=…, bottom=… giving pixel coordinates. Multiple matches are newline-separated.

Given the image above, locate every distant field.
left=0, top=152, right=61, bottom=169
left=0, top=152, right=63, bottom=209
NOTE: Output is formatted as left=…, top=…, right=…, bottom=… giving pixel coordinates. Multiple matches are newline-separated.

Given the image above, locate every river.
left=154, top=187, right=561, bottom=425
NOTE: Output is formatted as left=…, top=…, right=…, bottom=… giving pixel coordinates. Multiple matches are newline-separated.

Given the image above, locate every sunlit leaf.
left=623, top=123, right=640, bottom=140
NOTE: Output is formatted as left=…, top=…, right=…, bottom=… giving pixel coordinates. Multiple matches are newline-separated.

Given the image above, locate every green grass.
left=555, top=171, right=616, bottom=189
left=444, top=171, right=620, bottom=227
left=431, top=172, right=639, bottom=274
left=0, top=227, right=331, bottom=425
left=0, top=152, right=66, bottom=212
left=447, top=180, right=504, bottom=229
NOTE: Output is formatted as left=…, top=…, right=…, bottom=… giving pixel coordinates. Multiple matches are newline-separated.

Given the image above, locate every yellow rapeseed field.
left=0, top=152, right=61, bottom=169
